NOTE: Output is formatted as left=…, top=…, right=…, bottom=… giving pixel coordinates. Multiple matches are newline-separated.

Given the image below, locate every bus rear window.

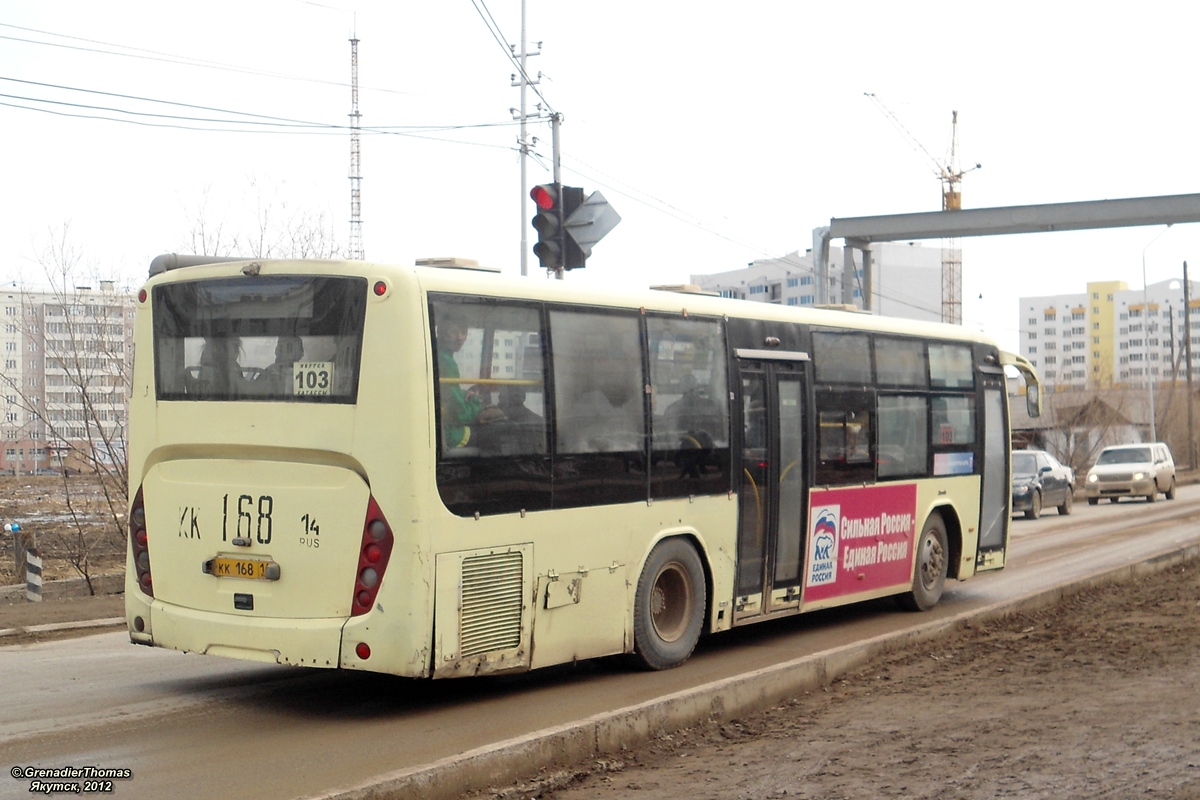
left=152, top=276, right=366, bottom=403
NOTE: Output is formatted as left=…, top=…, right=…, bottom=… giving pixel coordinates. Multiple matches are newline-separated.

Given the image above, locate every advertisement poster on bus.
left=804, top=484, right=918, bottom=602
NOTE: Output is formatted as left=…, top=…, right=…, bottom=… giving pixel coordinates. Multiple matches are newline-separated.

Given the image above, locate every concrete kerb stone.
left=302, top=540, right=1200, bottom=800
left=0, top=617, right=124, bottom=639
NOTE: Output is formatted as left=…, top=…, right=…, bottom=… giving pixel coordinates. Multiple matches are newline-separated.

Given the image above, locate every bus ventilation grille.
left=460, top=551, right=524, bottom=658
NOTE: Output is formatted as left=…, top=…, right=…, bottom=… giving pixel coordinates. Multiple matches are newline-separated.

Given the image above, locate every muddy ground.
left=0, top=475, right=125, bottom=639
left=0, top=475, right=126, bottom=586
left=479, top=559, right=1200, bottom=800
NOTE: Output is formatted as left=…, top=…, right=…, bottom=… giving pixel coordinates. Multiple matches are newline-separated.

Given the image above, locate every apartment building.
left=0, top=282, right=135, bottom=474
left=1020, top=278, right=1200, bottom=390
left=689, top=242, right=943, bottom=322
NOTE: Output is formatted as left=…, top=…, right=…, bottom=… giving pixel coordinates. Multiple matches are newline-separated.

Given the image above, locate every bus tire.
left=897, top=511, right=948, bottom=612
left=631, top=538, right=706, bottom=671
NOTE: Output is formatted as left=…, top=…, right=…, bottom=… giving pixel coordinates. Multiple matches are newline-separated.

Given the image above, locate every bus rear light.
left=351, top=496, right=394, bottom=616
left=355, top=642, right=371, bottom=659
left=130, top=487, right=154, bottom=598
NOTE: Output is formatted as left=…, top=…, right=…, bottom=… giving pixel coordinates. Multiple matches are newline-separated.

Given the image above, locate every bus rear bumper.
left=132, top=599, right=345, bottom=669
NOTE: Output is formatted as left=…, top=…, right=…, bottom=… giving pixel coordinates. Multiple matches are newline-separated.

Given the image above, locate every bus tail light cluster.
left=351, top=496, right=394, bottom=616
left=130, top=487, right=153, bottom=598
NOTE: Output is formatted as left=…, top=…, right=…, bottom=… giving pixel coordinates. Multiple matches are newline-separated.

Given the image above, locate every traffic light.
left=531, top=183, right=587, bottom=270
left=559, top=185, right=586, bottom=270
left=531, top=183, right=565, bottom=269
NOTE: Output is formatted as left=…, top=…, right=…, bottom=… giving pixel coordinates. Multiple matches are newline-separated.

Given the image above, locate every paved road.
left=2, top=487, right=1198, bottom=800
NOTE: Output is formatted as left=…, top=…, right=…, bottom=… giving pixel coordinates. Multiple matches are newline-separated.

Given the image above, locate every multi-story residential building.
left=0, top=282, right=134, bottom=475
left=1020, top=279, right=1200, bottom=390
left=689, top=242, right=944, bottom=322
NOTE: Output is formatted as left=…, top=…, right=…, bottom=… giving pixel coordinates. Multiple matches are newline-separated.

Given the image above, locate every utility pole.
left=510, top=1, right=541, bottom=277
left=1186, top=261, right=1195, bottom=467
left=348, top=34, right=364, bottom=261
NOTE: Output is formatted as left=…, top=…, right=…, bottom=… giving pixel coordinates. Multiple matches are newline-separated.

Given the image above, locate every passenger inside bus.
left=256, top=334, right=304, bottom=394
left=664, top=375, right=722, bottom=477
left=436, top=315, right=505, bottom=450
left=187, top=336, right=248, bottom=396
left=558, top=345, right=643, bottom=453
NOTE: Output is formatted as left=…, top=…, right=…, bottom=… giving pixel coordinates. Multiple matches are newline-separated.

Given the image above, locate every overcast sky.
left=3, top=0, right=1199, bottom=351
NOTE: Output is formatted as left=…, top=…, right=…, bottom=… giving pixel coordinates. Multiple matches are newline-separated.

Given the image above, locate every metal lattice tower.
left=348, top=36, right=364, bottom=261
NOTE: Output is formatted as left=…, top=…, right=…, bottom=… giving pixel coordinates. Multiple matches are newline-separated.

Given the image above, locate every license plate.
left=204, top=556, right=280, bottom=581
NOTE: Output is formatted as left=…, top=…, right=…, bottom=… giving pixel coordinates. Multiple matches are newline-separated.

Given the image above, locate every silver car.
left=1085, top=443, right=1176, bottom=504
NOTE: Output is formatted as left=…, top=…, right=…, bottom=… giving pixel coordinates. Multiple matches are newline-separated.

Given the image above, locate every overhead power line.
left=0, top=76, right=522, bottom=142
left=0, top=23, right=422, bottom=97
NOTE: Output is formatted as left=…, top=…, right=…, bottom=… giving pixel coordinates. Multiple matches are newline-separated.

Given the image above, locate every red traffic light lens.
left=531, top=184, right=556, bottom=210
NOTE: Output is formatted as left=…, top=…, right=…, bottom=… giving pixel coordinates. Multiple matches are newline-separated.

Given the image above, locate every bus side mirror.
left=1025, top=383, right=1040, bottom=419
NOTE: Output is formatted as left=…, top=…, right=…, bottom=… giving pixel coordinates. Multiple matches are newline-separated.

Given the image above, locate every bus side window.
left=549, top=309, right=647, bottom=508
left=815, top=390, right=875, bottom=486
left=647, top=315, right=730, bottom=499
left=431, top=300, right=547, bottom=458
left=931, top=396, right=975, bottom=445
left=877, top=395, right=929, bottom=478
left=551, top=311, right=645, bottom=455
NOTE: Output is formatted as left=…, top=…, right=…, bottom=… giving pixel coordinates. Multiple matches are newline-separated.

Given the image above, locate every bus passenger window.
left=878, top=395, right=929, bottom=478
left=552, top=311, right=645, bottom=455
left=431, top=301, right=547, bottom=458
left=647, top=315, right=730, bottom=499
left=874, top=337, right=928, bottom=387
left=929, top=344, right=975, bottom=389
left=812, top=331, right=872, bottom=385
left=931, top=396, right=975, bottom=445
left=815, top=391, right=875, bottom=485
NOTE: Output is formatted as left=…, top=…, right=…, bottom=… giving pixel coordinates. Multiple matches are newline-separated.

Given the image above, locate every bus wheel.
left=632, top=538, right=706, bottom=671
left=897, top=512, right=948, bottom=612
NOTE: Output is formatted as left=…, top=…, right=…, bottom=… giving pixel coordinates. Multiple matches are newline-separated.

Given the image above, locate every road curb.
left=301, top=541, right=1200, bottom=800
left=0, top=616, right=125, bottom=639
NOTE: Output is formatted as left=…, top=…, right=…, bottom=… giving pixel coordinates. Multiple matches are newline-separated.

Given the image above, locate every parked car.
left=1012, top=449, right=1075, bottom=519
left=1085, top=442, right=1176, bottom=504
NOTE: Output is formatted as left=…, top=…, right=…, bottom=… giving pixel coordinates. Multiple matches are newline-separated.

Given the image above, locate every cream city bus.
left=126, top=256, right=1040, bottom=677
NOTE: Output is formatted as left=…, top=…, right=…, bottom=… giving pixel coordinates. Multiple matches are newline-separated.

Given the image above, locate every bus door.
left=976, top=375, right=1010, bottom=570
left=733, top=350, right=809, bottom=622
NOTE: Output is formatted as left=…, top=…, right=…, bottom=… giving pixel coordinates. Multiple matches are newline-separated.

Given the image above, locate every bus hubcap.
left=651, top=563, right=691, bottom=643
left=920, top=533, right=944, bottom=588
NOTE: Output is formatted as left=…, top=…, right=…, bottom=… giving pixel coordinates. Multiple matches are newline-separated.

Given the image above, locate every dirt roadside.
left=0, top=588, right=124, bottom=642
left=476, top=559, right=1200, bottom=800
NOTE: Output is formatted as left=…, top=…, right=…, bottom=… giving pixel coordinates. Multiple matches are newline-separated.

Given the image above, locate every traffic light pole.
left=550, top=112, right=564, bottom=280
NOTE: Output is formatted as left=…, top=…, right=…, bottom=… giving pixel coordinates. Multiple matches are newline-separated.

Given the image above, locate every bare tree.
left=184, top=181, right=343, bottom=260
left=0, top=224, right=132, bottom=593
left=1040, top=388, right=1141, bottom=477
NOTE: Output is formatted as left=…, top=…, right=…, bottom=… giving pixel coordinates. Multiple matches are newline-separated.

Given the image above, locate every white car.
left=1085, top=442, right=1176, bottom=504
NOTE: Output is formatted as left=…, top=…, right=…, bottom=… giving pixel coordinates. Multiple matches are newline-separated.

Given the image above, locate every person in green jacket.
left=437, top=315, right=504, bottom=449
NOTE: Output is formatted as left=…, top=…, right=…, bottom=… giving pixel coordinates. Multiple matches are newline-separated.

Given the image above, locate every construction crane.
left=864, top=93, right=980, bottom=324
